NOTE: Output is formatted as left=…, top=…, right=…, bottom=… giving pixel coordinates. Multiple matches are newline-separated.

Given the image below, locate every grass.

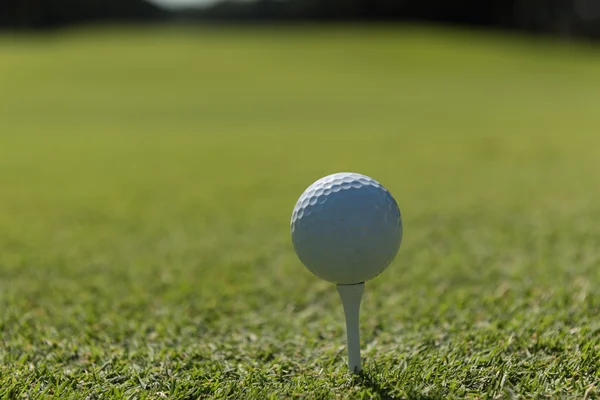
left=1, top=25, right=600, bottom=399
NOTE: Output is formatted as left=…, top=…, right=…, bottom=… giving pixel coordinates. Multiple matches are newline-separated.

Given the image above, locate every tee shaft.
left=336, top=282, right=365, bottom=374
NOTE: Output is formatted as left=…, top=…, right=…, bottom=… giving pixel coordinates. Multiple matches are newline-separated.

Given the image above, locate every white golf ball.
left=290, top=172, right=402, bottom=284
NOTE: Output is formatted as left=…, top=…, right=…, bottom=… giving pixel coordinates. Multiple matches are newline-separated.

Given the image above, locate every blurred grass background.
left=1, top=26, right=600, bottom=398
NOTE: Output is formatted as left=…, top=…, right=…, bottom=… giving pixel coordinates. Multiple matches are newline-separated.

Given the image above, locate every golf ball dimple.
left=291, top=172, right=403, bottom=285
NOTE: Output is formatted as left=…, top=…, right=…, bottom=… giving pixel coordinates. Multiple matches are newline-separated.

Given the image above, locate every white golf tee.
left=336, top=282, right=365, bottom=374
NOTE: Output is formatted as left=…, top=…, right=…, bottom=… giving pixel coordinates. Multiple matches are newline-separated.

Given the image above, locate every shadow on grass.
left=356, top=372, right=440, bottom=400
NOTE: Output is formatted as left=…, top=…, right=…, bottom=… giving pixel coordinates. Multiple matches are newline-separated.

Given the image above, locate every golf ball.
left=291, top=172, right=402, bottom=284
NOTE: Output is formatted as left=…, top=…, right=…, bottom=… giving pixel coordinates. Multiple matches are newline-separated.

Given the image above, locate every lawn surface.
left=1, top=25, right=600, bottom=399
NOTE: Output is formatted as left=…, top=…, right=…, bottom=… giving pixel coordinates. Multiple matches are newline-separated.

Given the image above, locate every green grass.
left=1, top=25, right=600, bottom=399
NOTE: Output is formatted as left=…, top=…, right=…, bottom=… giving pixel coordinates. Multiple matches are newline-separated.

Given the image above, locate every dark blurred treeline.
left=0, top=0, right=166, bottom=29
left=2, top=0, right=600, bottom=40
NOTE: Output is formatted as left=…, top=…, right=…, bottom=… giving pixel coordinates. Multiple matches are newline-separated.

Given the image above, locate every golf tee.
left=336, top=282, right=365, bottom=374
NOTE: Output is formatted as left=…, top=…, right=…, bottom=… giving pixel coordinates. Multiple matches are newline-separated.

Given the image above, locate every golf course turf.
left=1, top=25, right=600, bottom=398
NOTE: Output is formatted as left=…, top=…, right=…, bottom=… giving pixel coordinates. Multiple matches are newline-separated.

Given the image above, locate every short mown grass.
left=1, top=25, right=600, bottom=399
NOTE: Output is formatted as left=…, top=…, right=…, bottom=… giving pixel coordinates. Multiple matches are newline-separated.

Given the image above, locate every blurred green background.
left=2, top=6, right=600, bottom=399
